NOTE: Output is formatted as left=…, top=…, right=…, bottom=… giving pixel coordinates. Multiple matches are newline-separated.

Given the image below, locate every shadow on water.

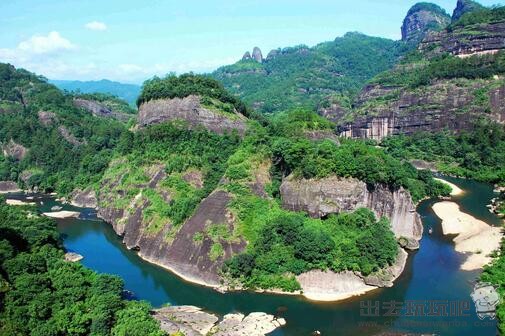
left=11, top=176, right=501, bottom=336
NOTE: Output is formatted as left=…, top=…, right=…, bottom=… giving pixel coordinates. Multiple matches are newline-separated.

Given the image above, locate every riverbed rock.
left=1, top=139, right=27, bottom=160
left=137, top=95, right=247, bottom=136
left=70, top=188, right=98, bottom=208
left=0, top=181, right=21, bottom=194
left=280, top=176, right=422, bottom=248
left=153, top=306, right=285, bottom=336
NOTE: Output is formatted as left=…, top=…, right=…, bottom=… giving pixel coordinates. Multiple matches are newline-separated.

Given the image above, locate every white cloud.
left=17, top=31, right=75, bottom=55
left=85, top=21, right=107, bottom=31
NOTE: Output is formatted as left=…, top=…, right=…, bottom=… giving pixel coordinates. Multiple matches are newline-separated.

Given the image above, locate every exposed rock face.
left=252, top=47, right=263, bottom=62
left=280, top=176, right=422, bottom=247
left=303, top=130, right=340, bottom=144
left=420, top=21, right=505, bottom=57
left=0, top=181, right=21, bottom=193
left=153, top=306, right=286, bottom=336
left=452, top=0, right=484, bottom=21
left=138, top=95, right=247, bottom=136
left=38, top=111, right=57, bottom=126
left=70, top=188, right=97, bottom=208
left=98, top=164, right=246, bottom=286
left=266, top=49, right=279, bottom=60
left=1, top=139, right=27, bottom=160
left=73, top=98, right=131, bottom=122
left=58, top=126, right=85, bottom=146
left=338, top=79, right=505, bottom=141
left=242, top=51, right=252, bottom=61
left=401, top=4, right=450, bottom=42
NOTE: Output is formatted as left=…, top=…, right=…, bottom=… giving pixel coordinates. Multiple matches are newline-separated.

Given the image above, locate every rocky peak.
left=452, top=0, right=485, bottom=21
left=252, top=47, right=263, bottom=62
left=242, top=51, right=252, bottom=61
left=401, top=3, right=451, bottom=43
left=266, top=49, right=279, bottom=60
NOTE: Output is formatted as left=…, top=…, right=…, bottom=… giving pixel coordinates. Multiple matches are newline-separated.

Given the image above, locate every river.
left=16, top=177, right=502, bottom=335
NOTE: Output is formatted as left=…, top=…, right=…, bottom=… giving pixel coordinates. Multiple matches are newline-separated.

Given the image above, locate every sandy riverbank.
left=432, top=201, right=502, bottom=270
left=43, top=211, right=80, bottom=218
left=434, top=178, right=464, bottom=196
left=6, top=199, right=35, bottom=206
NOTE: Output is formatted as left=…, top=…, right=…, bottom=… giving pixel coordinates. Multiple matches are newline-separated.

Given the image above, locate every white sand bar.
left=43, top=211, right=80, bottom=218
left=434, top=178, right=464, bottom=196
left=432, top=201, right=502, bottom=270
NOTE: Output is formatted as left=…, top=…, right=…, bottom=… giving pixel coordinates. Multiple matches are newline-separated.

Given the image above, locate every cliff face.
left=420, top=21, right=505, bottom=57
left=137, top=95, right=247, bottom=136
left=452, top=0, right=485, bottom=21
left=280, top=176, right=422, bottom=248
left=97, top=163, right=247, bottom=286
left=336, top=79, right=505, bottom=141
left=401, top=4, right=451, bottom=43
left=73, top=98, right=131, bottom=122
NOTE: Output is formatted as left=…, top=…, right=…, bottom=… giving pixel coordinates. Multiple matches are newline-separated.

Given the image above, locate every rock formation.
left=419, top=21, right=505, bottom=57
left=97, top=164, right=247, bottom=286
left=336, top=79, right=505, bottom=141
left=452, top=0, right=485, bottom=21
left=73, top=98, right=131, bottom=122
left=153, top=306, right=286, bottom=336
left=137, top=95, right=248, bottom=136
left=266, top=49, right=280, bottom=60
left=252, top=47, right=263, bottom=62
left=401, top=3, right=451, bottom=43
left=38, top=111, right=57, bottom=126
left=58, top=126, right=86, bottom=146
left=70, top=188, right=97, bottom=208
left=242, top=51, right=252, bottom=61
left=0, top=181, right=21, bottom=193
left=280, top=176, right=422, bottom=248
left=1, top=139, right=27, bottom=161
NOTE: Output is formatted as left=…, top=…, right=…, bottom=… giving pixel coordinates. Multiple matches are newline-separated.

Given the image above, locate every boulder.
left=70, top=188, right=98, bottom=208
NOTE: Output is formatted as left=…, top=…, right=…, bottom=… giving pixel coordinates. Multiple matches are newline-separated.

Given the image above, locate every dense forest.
left=212, top=32, right=408, bottom=113
left=0, top=63, right=129, bottom=195
left=0, top=199, right=163, bottom=335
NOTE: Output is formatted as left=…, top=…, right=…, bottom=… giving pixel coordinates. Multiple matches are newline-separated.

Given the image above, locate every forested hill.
left=0, top=63, right=131, bottom=195
left=211, top=32, right=408, bottom=114
left=50, top=79, right=141, bottom=106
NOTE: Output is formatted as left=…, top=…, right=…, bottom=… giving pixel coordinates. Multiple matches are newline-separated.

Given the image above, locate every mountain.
left=50, top=79, right=141, bottom=106
left=0, top=63, right=130, bottom=195
left=212, top=32, right=407, bottom=114
left=452, top=0, right=485, bottom=21
left=401, top=2, right=451, bottom=43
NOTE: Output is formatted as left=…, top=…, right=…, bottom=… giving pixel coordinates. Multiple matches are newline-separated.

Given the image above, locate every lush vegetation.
left=136, top=73, right=250, bottom=117
left=0, top=199, right=163, bottom=335
left=0, top=63, right=129, bottom=195
left=50, top=79, right=141, bottom=106
left=213, top=32, right=408, bottom=113
left=406, top=2, right=450, bottom=18
left=382, top=119, right=505, bottom=184
left=371, top=51, right=505, bottom=88
left=73, top=92, right=137, bottom=114
left=481, top=238, right=505, bottom=333
left=450, top=5, right=505, bottom=29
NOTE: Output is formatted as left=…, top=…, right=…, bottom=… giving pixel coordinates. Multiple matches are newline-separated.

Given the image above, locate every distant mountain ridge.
left=50, top=79, right=141, bottom=106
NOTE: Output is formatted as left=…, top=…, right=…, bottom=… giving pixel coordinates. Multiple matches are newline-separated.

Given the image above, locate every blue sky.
left=0, top=0, right=501, bottom=83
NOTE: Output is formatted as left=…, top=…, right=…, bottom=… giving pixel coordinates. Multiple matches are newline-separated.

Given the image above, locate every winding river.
left=17, top=177, right=503, bottom=335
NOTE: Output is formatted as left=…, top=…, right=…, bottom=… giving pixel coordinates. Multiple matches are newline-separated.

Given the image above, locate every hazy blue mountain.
left=50, top=79, right=141, bottom=106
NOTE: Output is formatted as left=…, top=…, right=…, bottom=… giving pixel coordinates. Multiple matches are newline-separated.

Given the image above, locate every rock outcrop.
left=137, top=95, right=248, bottom=136
left=98, top=164, right=246, bottom=286
left=242, top=51, right=252, bottom=61
left=452, top=0, right=485, bottom=22
left=401, top=3, right=451, bottom=43
left=252, top=47, right=263, bottom=62
left=420, top=21, right=505, bottom=57
left=1, top=139, right=27, bottom=161
left=58, top=126, right=86, bottom=146
left=153, top=306, right=286, bottom=336
left=0, top=181, right=21, bottom=193
left=70, top=188, right=97, bottom=208
left=337, top=79, right=505, bottom=141
left=73, top=98, right=131, bottom=122
left=38, top=111, right=57, bottom=126
left=280, top=176, right=422, bottom=248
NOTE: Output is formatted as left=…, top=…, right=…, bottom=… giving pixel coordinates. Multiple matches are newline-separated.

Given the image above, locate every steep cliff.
left=138, top=95, right=248, bottom=136
left=280, top=176, right=422, bottom=249
left=73, top=98, right=132, bottom=122
left=333, top=4, right=505, bottom=141
left=401, top=3, right=451, bottom=43
left=452, top=0, right=485, bottom=21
